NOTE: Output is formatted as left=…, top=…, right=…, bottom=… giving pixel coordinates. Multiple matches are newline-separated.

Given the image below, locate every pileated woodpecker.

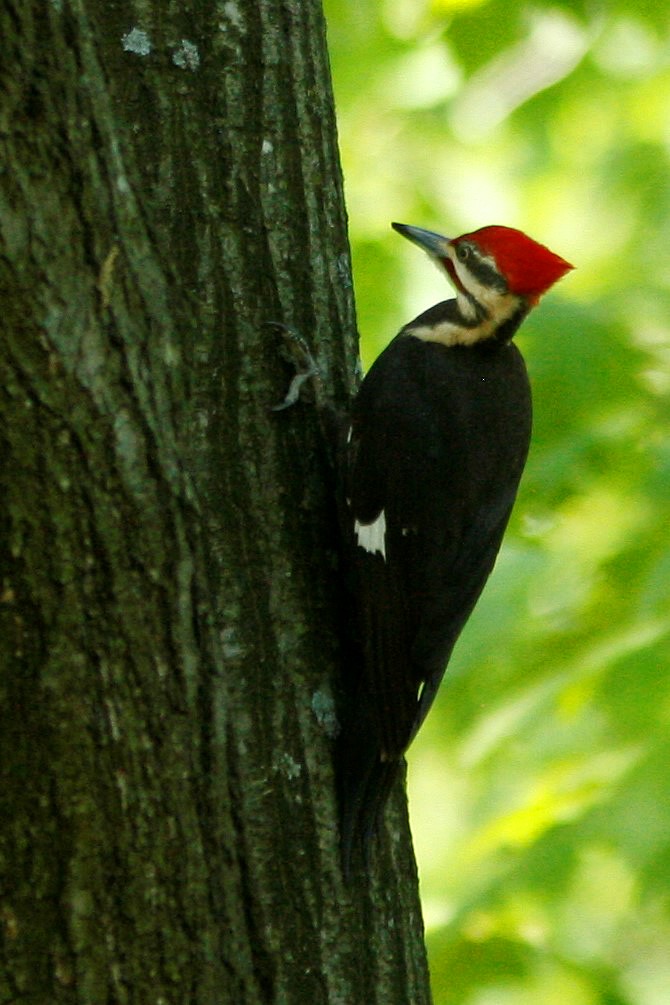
left=340, top=222, right=573, bottom=868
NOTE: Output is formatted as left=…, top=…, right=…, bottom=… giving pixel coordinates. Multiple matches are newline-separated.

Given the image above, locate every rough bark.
left=0, top=2, right=431, bottom=1002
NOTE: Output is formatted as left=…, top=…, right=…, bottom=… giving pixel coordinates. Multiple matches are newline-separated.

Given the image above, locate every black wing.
left=339, top=327, right=531, bottom=861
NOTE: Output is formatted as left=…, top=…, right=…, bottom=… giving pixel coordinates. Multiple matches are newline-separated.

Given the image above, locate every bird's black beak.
left=392, top=222, right=452, bottom=257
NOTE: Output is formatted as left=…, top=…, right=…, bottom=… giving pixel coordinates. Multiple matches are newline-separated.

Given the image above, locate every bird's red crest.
left=463, top=225, right=573, bottom=303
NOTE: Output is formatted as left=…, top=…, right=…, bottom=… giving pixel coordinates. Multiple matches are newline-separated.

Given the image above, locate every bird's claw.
left=267, top=321, right=322, bottom=411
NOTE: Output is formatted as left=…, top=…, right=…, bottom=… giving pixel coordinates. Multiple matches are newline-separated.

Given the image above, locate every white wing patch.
left=355, top=510, right=387, bottom=560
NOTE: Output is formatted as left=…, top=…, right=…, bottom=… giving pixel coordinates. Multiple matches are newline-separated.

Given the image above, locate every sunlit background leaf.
left=324, top=1, right=670, bottom=1001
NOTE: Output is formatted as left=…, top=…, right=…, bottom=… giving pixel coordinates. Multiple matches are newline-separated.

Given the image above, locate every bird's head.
left=392, top=221, right=573, bottom=345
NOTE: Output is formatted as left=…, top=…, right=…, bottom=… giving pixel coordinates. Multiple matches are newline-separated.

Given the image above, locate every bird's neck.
left=405, top=293, right=528, bottom=348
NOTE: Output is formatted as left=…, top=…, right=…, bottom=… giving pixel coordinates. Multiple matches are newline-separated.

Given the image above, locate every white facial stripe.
left=411, top=288, right=521, bottom=346
left=455, top=290, right=479, bottom=322
left=410, top=245, right=523, bottom=346
left=355, top=510, right=387, bottom=559
left=410, top=322, right=477, bottom=346
left=452, top=250, right=498, bottom=296
left=450, top=249, right=513, bottom=317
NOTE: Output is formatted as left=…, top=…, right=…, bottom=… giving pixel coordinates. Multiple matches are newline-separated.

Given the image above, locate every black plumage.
left=339, top=307, right=532, bottom=866
left=335, top=221, right=572, bottom=872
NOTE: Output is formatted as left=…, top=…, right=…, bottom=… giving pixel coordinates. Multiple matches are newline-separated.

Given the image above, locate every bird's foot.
left=267, top=321, right=323, bottom=411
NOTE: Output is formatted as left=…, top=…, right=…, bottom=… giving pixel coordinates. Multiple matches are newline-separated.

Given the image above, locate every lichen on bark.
left=0, top=2, right=431, bottom=1002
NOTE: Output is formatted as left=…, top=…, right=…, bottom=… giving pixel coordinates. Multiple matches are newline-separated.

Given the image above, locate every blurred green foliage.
left=323, top=1, right=670, bottom=1002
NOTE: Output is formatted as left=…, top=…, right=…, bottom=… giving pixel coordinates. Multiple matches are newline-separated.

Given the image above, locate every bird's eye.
left=456, top=244, right=470, bottom=262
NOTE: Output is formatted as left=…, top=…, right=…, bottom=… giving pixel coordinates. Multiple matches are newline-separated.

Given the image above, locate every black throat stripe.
left=494, top=302, right=528, bottom=343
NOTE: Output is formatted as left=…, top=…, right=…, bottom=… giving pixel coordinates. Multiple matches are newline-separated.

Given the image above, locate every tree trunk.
left=0, top=2, right=431, bottom=1002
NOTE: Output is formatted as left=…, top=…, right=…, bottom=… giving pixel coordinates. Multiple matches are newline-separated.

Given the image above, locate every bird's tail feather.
left=338, top=732, right=402, bottom=878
